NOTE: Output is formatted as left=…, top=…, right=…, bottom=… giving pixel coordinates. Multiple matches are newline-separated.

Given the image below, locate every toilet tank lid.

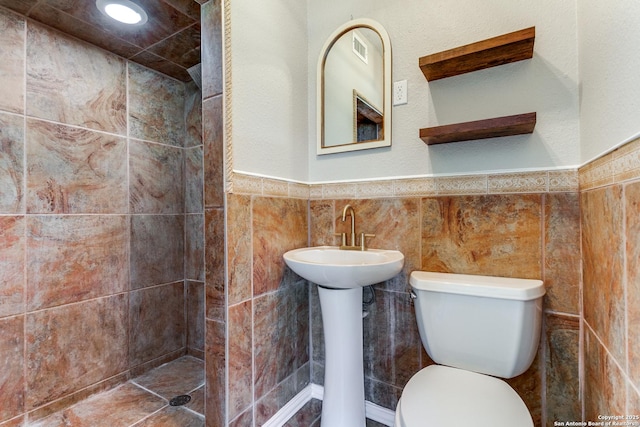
left=410, top=271, right=544, bottom=301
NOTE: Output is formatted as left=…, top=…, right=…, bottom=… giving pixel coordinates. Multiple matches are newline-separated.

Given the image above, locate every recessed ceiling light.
left=96, top=0, right=148, bottom=25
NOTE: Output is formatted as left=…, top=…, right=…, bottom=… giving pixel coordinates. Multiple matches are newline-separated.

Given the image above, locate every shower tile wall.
left=0, top=7, right=203, bottom=425
left=309, top=193, right=582, bottom=427
left=224, top=194, right=310, bottom=426
left=200, top=0, right=226, bottom=425
left=580, top=138, right=640, bottom=421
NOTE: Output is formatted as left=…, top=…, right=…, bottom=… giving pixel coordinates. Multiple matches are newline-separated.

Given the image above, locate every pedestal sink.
left=283, top=246, right=404, bottom=427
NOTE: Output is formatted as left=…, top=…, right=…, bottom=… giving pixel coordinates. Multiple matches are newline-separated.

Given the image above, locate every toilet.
left=395, top=271, right=545, bottom=427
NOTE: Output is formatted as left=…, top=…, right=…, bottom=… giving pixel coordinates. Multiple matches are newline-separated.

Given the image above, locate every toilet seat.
left=395, top=365, right=533, bottom=427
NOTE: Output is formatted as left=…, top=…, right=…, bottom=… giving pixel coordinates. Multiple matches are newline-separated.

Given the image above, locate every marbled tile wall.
left=201, top=0, right=226, bottom=426
left=0, top=7, right=203, bottom=425
left=224, top=194, right=310, bottom=427
left=579, top=137, right=640, bottom=422
left=309, top=193, right=582, bottom=427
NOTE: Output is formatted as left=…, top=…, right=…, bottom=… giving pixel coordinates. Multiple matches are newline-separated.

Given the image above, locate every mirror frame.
left=317, top=18, right=392, bottom=155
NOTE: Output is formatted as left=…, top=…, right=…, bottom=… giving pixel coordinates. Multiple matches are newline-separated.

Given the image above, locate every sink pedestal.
left=318, top=285, right=366, bottom=427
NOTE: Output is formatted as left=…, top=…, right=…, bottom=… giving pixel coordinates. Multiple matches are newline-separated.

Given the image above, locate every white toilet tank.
left=410, top=271, right=545, bottom=379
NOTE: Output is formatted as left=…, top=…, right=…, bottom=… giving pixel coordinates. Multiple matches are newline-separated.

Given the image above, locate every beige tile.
left=321, top=183, right=357, bottom=199
left=0, top=316, right=24, bottom=422
left=186, top=145, right=204, bottom=214
left=128, top=62, right=185, bottom=146
left=581, top=186, right=626, bottom=363
left=26, top=215, right=128, bottom=310
left=545, top=314, right=581, bottom=423
left=548, top=169, right=579, bottom=192
left=0, top=112, right=24, bottom=213
left=544, top=193, right=581, bottom=314
left=309, top=200, right=334, bottom=247
left=362, top=289, right=422, bottom=387
left=488, top=172, right=548, bottom=194
left=0, top=217, right=24, bottom=317
left=129, top=283, right=185, bottom=367
left=26, top=295, right=128, bottom=409
left=334, top=198, right=420, bottom=292
left=626, top=181, right=640, bottom=388
left=253, top=287, right=308, bottom=401
left=614, top=137, right=640, bottom=183
left=130, top=214, right=183, bottom=289
left=202, top=96, right=225, bottom=207
left=133, top=356, right=204, bottom=399
left=186, top=214, right=205, bottom=282
left=228, top=300, right=253, bottom=420
left=0, top=10, right=25, bottom=114
left=393, top=177, right=437, bottom=197
left=252, top=197, right=307, bottom=295
left=422, top=194, right=542, bottom=279
left=228, top=408, right=253, bottom=427
left=436, top=175, right=487, bottom=195
left=226, top=194, right=252, bottom=305
left=579, top=154, right=613, bottom=190
left=289, top=182, right=311, bottom=199
left=129, top=140, right=184, bottom=214
left=187, top=281, right=205, bottom=353
left=185, top=81, right=202, bottom=148
left=205, top=319, right=226, bottom=427
left=133, top=406, right=204, bottom=427
left=231, top=172, right=262, bottom=196
left=205, top=207, right=225, bottom=321
left=255, top=364, right=309, bottom=426
left=584, top=327, right=626, bottom=420
left=26, top=23, right=126, bottom=134
left=263, top=178, right=289, bottom=197
left=201, top=0, right=223, bottom=99
left=26, top=119, right=127, bottom=214
left=0, top=415, right=24, bottom=427
left=356, top=180, right=394, bottom=199
left=185, top=386, right=205, bottom=415
left=29, top=383, right=166, bottom=427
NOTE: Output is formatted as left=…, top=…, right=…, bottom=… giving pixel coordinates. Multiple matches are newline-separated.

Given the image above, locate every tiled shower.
left=0, top=7, right=205, bottom=424
left=2, top=1, right=640, bottom=426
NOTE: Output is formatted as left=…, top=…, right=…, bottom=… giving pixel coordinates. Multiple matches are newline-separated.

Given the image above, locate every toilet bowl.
left=395, top=271, right=545, bottom=427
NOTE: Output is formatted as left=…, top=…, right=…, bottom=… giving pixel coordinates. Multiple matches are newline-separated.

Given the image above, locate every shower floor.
left=30, top=356, right=205, bottom=427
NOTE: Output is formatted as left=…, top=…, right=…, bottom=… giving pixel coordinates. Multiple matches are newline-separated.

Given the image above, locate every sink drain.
left=169, top=394, right=191, bottom=406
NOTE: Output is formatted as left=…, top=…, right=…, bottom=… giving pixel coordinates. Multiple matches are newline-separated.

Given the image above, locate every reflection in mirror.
left=354, top=90, right=383, bottom=142
left=317, top=19, right=391, bottom=155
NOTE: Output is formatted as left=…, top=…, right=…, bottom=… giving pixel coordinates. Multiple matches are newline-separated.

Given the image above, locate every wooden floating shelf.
left=420, top=112, right=536, bottom=145
left=419, top=27, right=535, bottom=81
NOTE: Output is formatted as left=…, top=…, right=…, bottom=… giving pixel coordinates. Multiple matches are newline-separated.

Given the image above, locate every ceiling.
left=0, top=0, right=202, bottom=82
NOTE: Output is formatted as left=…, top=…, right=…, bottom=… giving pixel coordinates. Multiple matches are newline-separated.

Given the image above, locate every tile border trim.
left=228, top=169, right=579, bottom=199
left=579, top=136, right=640, bottom=190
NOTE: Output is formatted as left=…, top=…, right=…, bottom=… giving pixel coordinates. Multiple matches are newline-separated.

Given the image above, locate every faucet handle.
left=359, top=233, right=376, bottom=251
left=334, top=232, right=347, bottom=247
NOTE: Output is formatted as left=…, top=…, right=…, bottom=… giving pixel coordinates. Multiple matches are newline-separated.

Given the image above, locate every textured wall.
left=578, top=0, right=640, bottom=164
left=0, top=7, right=203, bottom=424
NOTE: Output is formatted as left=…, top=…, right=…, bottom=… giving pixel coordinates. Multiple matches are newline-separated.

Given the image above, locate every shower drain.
left=169, top=394, right=191, bottom=406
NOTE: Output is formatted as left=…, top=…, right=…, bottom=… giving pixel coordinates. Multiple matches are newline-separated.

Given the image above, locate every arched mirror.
left=317, top=19, right=392, bottom=155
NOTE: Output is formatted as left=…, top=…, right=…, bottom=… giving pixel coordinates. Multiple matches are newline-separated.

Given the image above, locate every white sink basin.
left=283, top=246, right=404, bottom=289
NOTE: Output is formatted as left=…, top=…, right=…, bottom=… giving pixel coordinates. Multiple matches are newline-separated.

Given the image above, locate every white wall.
left=307, top=0, right=580, bottom=182
left=230, top=0, right=309, bottom=182
left=230, top=0, right=581, bottom=183
left=578, top=0, right=640, bottom=164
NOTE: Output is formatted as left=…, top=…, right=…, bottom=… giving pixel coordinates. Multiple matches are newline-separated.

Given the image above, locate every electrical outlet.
left=393, top=80, right=408, bottom=106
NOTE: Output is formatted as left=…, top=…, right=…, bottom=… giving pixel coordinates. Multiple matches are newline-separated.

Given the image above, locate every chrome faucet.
left=337, top=204, right=375, bottom=251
